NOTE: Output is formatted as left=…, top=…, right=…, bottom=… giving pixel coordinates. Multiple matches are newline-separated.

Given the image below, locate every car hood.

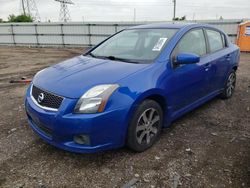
left=33, top=55, right=149, bottom=98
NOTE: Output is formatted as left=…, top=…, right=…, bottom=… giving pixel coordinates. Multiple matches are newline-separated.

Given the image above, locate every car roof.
left=129, top=22, right=210, bottom=30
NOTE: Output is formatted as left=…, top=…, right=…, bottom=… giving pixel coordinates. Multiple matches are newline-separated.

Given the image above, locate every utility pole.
left=192, top=13, right=195, bottom=21
left=173, top=0, right=176, bottom=20
left=133, top=8, right=136, bottom=22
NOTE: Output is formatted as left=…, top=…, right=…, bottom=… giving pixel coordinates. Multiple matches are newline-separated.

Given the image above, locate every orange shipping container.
left=237, top=21, right=250, bottom=52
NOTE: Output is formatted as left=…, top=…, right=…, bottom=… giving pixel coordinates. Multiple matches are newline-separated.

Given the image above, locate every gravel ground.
left=0, top=47, right=249, bottom=188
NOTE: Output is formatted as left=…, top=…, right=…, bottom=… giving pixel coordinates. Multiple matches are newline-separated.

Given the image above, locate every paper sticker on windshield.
left=152, top=38, right=168, bottom=51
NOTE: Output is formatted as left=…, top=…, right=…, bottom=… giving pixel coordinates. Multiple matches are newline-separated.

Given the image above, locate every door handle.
left=226, top=54, right=231, bottom=60
left=204, top=63, right=211, bottom=71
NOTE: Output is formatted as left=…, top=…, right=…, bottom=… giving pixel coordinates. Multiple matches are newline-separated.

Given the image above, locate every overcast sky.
left=0, top=0, right=250, bottom=22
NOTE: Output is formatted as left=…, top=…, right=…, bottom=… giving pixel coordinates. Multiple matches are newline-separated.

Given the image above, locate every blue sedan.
left=25, top=23, right=240, bottom=153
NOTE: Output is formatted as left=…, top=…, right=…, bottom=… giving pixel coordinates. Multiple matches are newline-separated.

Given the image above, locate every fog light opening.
left=74, top=134, right=90, bottom=145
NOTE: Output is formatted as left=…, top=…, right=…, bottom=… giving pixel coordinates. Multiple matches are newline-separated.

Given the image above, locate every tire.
left=220, top=70, right=236, bottom=99
left=127, top=99, right=163, bottom=152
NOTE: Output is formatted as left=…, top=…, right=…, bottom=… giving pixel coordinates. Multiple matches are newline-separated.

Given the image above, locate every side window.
left=206, top=29, right=224, bottom=52
left=175, top=29, right=207, bottom=56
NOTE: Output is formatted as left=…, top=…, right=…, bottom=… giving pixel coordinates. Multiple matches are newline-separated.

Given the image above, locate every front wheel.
left=127, top=100, right=163, bottom=152
left=220, top=70, right=236, bottom=99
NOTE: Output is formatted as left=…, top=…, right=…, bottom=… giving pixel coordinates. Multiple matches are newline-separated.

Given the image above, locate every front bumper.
left=25, top=85, right=130, bottom=153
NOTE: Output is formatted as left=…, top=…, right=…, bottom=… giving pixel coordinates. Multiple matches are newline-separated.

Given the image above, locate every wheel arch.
left=125, top=89, right=168, bottom=130
left=232, top=66, right=238, bottom=71
left=124, top=89, right=168, bottom=147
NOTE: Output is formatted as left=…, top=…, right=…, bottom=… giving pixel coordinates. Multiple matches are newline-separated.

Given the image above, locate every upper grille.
left=31, top=85, right=64, bottom=110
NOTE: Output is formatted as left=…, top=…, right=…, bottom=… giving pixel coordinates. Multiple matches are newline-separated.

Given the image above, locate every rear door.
left=205, top=29, right=230, bottom=92
left=169, top=28, right=211, bottom=111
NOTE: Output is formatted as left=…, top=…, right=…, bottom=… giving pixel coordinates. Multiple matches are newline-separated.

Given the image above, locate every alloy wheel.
left=226, top=72, right=236, bottom=97
left=136, top=108, right=160, bottom=145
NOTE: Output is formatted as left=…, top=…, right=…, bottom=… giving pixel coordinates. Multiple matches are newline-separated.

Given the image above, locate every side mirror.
left=175, top=53, right=200, bottom=65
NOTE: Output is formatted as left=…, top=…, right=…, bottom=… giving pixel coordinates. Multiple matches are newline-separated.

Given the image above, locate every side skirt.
left=164, top=89, right=223, bottom=128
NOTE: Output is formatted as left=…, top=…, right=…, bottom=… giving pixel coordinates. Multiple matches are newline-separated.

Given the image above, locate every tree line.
left=0, top=14, right=33, bottom=23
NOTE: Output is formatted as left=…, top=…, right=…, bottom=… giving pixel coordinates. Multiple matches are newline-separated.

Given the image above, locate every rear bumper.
left=25, top=85, right=130, bottom=153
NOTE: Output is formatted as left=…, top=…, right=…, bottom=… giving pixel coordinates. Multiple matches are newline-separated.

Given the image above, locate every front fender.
left=124, top=88, right=170, bottom=132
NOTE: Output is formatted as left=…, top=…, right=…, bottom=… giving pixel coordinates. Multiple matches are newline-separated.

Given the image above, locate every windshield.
left=88, top=28, right=178, bottom=63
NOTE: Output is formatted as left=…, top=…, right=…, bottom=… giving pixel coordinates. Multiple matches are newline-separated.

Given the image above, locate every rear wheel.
left=220, top=70, right=236, bottom=99
left=127, top=100, right=163, bottom=152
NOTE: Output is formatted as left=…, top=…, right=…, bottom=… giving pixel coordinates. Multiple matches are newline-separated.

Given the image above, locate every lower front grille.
left=33, top=120, right=52, bottom=137
left=27, top=113, right=52, bottom=138
left=31, top=85, right=64, bottom=111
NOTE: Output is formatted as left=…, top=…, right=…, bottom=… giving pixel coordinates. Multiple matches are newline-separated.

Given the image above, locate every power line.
left=75, top=1, right=249, bottom=9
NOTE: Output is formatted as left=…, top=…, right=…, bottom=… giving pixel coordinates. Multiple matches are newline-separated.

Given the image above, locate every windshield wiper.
left=103, top=56, right=139, bottom=64
left=87, top=52, right=96, bottom=58
left=86, top=54, right=139, bottom=64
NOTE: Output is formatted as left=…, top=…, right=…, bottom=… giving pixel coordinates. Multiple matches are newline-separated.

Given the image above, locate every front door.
left=168, top=28, right=210, bottom=111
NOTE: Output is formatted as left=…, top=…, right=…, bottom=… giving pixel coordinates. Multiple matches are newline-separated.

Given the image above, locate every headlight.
left=74, top=84, right=119, bottom=114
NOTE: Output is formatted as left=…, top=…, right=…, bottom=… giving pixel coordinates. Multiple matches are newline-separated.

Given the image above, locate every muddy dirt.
left=0, top=47, right=249, bottom=188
